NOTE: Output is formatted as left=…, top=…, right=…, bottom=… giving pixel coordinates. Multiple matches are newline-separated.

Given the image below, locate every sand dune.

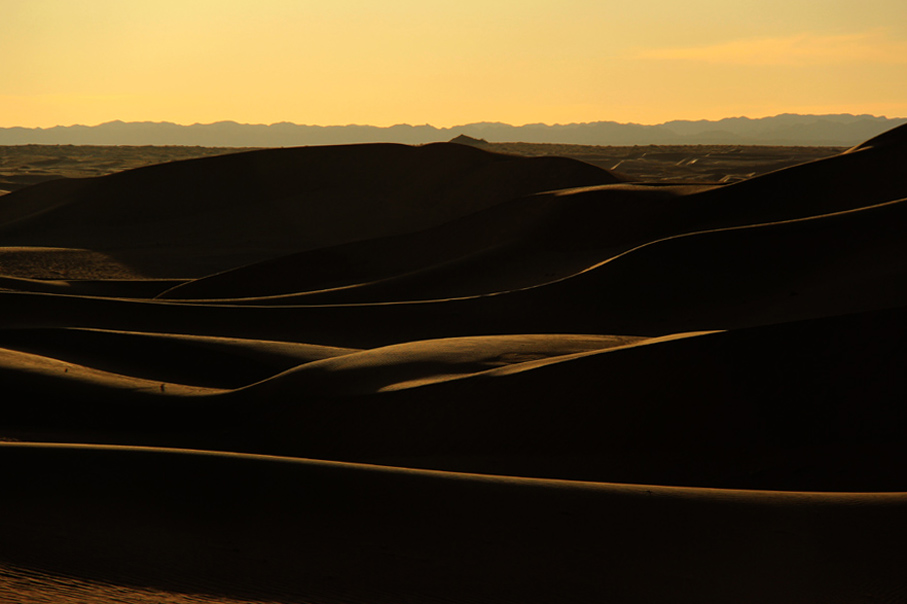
left=678, top=122, right=907, bottom=229
left=3, top=196, right=906, bottom=347
left=2, top=309, right=905, bottom=491
left=155, top=125, right=907, bottom=304
left=0, top=143, right=618, bottom=278
left=2, top=443, right=906, bottom=604
left=157, top=183, right=715, bottom=301
left=1, top=128, right=906, bottom=602
left=0, top=327, right=358, bottom=387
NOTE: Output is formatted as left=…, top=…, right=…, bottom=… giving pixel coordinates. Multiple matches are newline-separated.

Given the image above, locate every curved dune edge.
left=0, top=346, right=229, bottom=396
left=1, top=443, right=906, bottom=604
left=156, top=183, right=711, bottom=302
left=238, top=332, right=655, bottom=395
left=0, top=327, right=361, bottom=389
left=0, top=331, right=644, bottom=394
left=157, top=193, right=907, bottom=307
left=4, top=306, right=905, bottom=493
left=2, top=187, right=905, bottom=348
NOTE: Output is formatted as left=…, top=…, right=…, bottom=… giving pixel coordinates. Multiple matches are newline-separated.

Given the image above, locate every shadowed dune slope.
left=177, top=191, right=907, bottom=309
left=0, top=142, right=619, bottom=277
left=1, top=308, right=905, bottom=492
left=0, top=333, right=641, bottom=439
left=157, top=183, right=713, bottom=301
left=244, top=307, right=907, bottom=492
left=156, top=126, right=907, bottom=303
left=676, top=121, right=907, bottom=229
left=847, top=119, right=907, bottom=152
left=1, top=444, right=906, bottom=604
left=2, top=195, right=906, bottom=346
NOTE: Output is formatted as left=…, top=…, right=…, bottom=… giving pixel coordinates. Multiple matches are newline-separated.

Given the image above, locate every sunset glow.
left=3, top=0, right=906, bottom=128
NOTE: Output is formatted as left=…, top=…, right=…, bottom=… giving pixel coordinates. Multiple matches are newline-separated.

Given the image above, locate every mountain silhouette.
left=2, top=114, right=904, bottom=146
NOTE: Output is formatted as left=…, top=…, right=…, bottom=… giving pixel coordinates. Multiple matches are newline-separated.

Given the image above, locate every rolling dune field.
left=1, top=129, right=907, bottom=603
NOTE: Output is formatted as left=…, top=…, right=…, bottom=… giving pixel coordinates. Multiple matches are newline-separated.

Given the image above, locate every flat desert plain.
left=0, top=130, right=906, bottom=603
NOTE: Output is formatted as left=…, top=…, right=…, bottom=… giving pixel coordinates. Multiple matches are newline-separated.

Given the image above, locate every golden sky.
left=2, top=0, right=906, bottom=128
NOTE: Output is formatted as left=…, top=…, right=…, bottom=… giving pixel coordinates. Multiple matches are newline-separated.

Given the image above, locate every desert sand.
left=1, top=129, right=906, bottom=603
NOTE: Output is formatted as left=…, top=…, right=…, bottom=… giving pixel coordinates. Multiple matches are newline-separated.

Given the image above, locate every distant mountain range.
left=2, top=114, right=904, bottom=147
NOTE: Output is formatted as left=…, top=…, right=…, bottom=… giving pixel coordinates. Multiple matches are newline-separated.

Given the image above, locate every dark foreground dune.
left=3, top=444, right=906, bottom=604
left=1, top=128, right=907, bottom=603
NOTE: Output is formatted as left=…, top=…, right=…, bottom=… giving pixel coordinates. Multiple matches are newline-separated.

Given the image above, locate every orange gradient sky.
left=2, top=0, right=906, bottom=128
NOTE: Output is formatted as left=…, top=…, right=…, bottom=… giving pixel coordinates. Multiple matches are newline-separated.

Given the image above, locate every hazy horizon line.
left=5, top=112, right=905, bottom=131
